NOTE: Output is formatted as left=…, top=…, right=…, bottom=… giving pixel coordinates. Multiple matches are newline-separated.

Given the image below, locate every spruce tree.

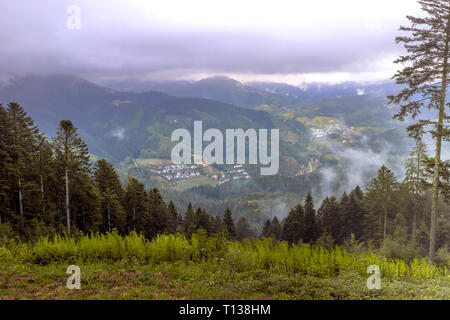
left=0, top=104, right=13, bottom=223
left=167, top=201, right=179, bottom=233
left=261, top=219, right=272, bottom=238
left=404, top=137, right=428, bottom=236
left=341, top=189, right=365, bottom=240
left=302, top=192, right=317, bottom=243
left=35, top=134, right=54, bottom=221
left=235, top=217, right=253, bottom=240
left=222, top=207, right=236, bottom=239
left=147, top=188, right=169, bottom=238
left=365, top=166, right=398, bottom=241
left=184, top=203, right=197, bottom=238
left=196, top=208, right=212, bottom=234
left=94, top=159, right=126, bottom=233
left=281, top=204, right=304, bottom=244
left=271, top=216, right=282, bottom=240
left=388, top=0, right=450, bottom=259
left=124, top=175, right=147, bottom=233
left=317, top=196, right=341, bottom=243
left=5, top=103, right=37, bottom=227
left=53, top=120, right=90, bottom=236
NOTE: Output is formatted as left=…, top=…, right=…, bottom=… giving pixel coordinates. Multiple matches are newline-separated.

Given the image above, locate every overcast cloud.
left=0, top=0, right=422, bottom=84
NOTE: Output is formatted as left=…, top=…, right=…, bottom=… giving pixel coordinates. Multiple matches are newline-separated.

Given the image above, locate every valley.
left=0, top=74, right=411, bottom=229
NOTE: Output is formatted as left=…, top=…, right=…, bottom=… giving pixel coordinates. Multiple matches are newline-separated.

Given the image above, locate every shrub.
left=379, top=236, right=420, bottom=263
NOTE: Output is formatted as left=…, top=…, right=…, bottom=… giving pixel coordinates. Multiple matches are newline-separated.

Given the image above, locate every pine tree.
left=261, top=219, right=272, bottom=238
left=5, top=102, right=38, bottom=228
left=388, top=0, right=450, bottom=260
left=124, top=175, right=147, bottom=233
left=196, top=208, right=212, bottom=234
left=34, top=134, right=55, bottom=222
left=271, top=216, right=282, bottom=240
left=94, top=159, right=126, bottom=233
left=341, top=190, right=365, bottom=240
left=404, top=137, right=428, bottom=236
left=52, top=120, right=91, bottom=236
left=302, top=192, right=317, bottom=243
left=365, top=166, right=398, bottom=241
left=222, top=207, right=236, bottom=239
left=0, top=104, right=13, bottom=224
left=317, top=196, right=341, bottom=243
left=282, top=204, right=304, bottom=244
left=209, top=215, right=223, bottom=234
left=235, top=217, right=253, bottom=240
left=184, top=203, right=197, bottom=238
left=353, top=185, right=364, bottom=200
left=74, top=178, right=102, bottom=232
left=147, top=188, right=169, bottom=238
left=167, top=201, right=179, bottom=234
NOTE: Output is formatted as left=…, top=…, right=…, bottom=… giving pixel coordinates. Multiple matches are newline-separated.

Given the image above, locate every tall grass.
left=1, top=230, right=448, bottom=282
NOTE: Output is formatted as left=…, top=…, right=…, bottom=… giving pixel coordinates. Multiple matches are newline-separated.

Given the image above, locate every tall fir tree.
left=235, top=217, right=253, bottom=240
left=302, top=192, right=317, bottom=243
left=282, top=204, right=304, bottom=244
left=52, top=120, right=91, bottom=236
left=184, top=203, right=197, bottom=238
left=124, top=175, right=147, bottom=233
left=147, top=188, right=169, bottom=238
left=404, top=138, right=428, bottom=237
left=365, top=166, right=398, bottom=242
left=0, top=104, right=13, bottom=224
left=167, top=200, right=180, bottom=234
left=5, top=102, right=38, bottom=228
left=271, top=216, right=282, bottom=240
left=222, top=207, right=236, bottom=239
left=261, top=219, right=272, bottom=238
left=94, top=159, right=126, bottom=233
left=388, top=0, right=450, bottom=260
left=317, top=196, right=341, bottom=243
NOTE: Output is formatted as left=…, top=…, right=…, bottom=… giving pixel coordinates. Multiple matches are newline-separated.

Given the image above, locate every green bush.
left=379, top=236, right=420, bottom=263
left=0, top=222, right=16, bottom=247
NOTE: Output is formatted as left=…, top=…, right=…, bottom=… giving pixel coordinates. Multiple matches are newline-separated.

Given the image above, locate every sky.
left=0, top=0, right=423, bottom=85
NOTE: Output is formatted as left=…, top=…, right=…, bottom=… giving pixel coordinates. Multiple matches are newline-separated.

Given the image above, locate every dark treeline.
left=0, top=102, right=449, bottom=262
left=0, top=102, right=251, bottom=240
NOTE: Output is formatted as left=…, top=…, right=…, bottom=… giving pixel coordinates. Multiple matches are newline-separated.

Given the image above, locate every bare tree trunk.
left=133, top=206, right=136, bottom=232
left=430, top=17, right=450, bottom=261
left=65, top=169, right=71, bottom=237
left=18, top=178, right=24, bottom=226
left=40, top=174, right=45, bottom=215
left=413, top=148, right=421, bottom=238
left=107, top=199, right=111, bottom=232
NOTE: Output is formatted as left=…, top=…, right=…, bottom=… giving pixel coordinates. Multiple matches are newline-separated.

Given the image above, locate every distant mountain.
left=103, top=76, right=305, bottom=110
left=103, top=76, right=402, bottom=110
left=0, top=74, right=309, bottom=166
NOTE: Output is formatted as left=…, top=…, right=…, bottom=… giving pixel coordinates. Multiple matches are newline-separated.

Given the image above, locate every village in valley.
left=149, top=162, right=252, bottom=185
left=310, top=120, right=355, bottom=142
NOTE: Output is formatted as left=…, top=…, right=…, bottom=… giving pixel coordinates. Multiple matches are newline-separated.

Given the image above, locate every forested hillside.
left=0, top=102, right=449, bottom=265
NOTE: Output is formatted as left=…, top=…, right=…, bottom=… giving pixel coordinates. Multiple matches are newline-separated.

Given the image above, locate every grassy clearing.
left=135, top=158, right=173, bottom=166
left=0, top=232, right=449, bottom=300
left=171, top=176, right=217, bottom=191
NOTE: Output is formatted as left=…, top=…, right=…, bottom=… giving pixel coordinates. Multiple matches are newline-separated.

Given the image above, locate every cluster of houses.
left=150, top=163, right=252, bottom=184
left=311, top=123, right=354, bottom=139
left=151, top=164, right=200, bottom=181
left=210, top=165, right=252, bottom=185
